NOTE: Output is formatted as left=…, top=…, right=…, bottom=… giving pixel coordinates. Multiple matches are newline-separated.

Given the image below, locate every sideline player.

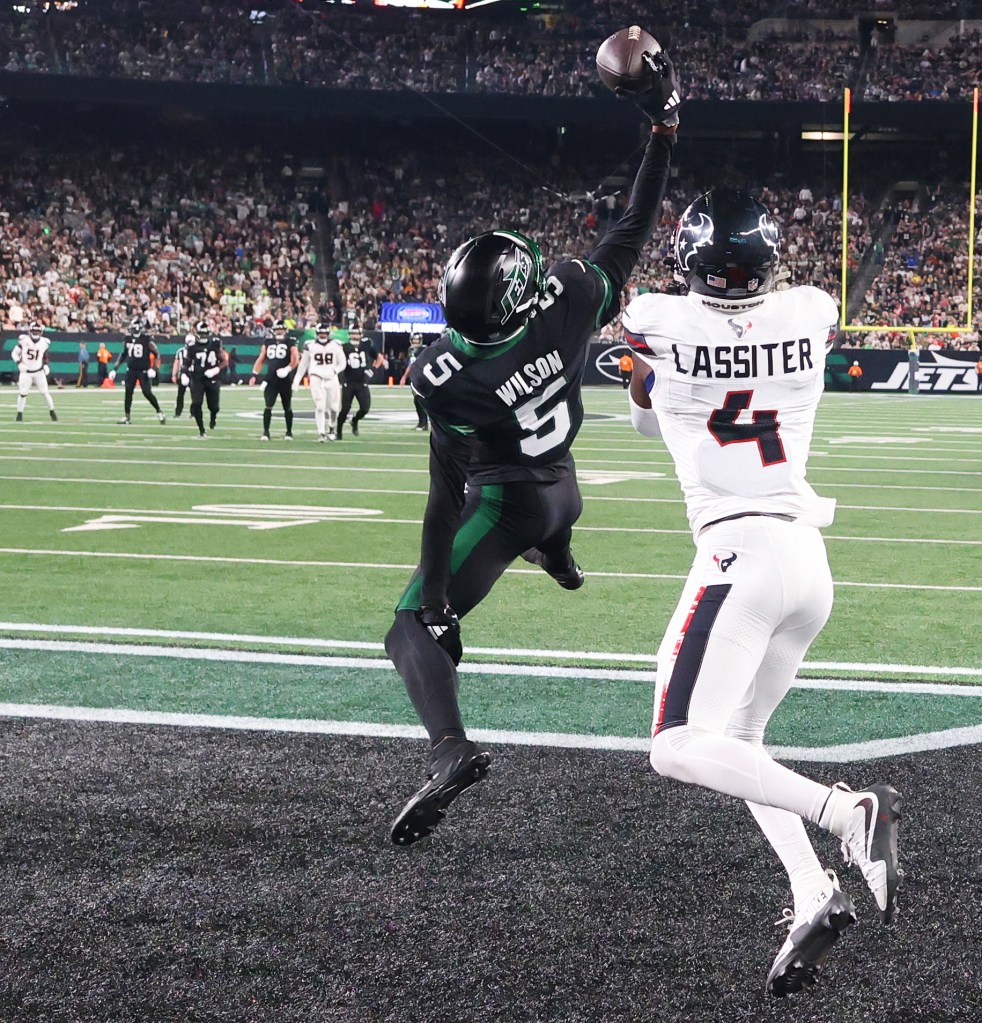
left=384, top=45, right=681, bottom=846
left=623, top=188, right=901, bottom=996
left=295, top=323, right=345, bottom=441
left=110, top=318, right=165, bottom=425
left=12, top=323, right=57, bottom=422
left=336, top=325, right=386, bottom=439
left=187, top=329, right=227, bottom=437
left=399, top=333, right=429, bottom=431
left=252, top=319, right=299, bottom=441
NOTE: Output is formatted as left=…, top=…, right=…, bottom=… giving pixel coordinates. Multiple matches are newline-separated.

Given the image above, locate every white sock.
left=315, top=409, right=325, bottom=435
left=16, top=395, right=26, bottom=412
left=746, top=801, right=830, bottom=913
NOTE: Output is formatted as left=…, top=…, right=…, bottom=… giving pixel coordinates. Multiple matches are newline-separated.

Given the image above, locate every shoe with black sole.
left=391, top=738, right=491, bottom=846
left=49, top=409, right=58, bottom=421
left=520, top=547, right=584, bottom=590
left=351, top=419, right=359, bottom=436
left=837, top=783, right=902, bottom=923
left=767, top=872, right=856, bottom=997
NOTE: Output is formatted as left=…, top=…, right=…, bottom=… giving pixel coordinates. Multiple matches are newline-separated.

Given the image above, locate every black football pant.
left=338, top=383, right=370, bottom=432
left=262, top=374, right=294, bottom=437
left=385, top=473, right=583, bottom=745
left=413, top=395, right=429, bottom=429
left=175, top=381, right=187, bottom=416
left=124, top=371, right=161, bottom=417
left=190, top=378, right=221, bottom=434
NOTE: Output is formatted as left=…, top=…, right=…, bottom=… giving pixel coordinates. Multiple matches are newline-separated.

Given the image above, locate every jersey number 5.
left=514, top=377, right=571, bottom=458
left=708, top=389, right=786, bottom=466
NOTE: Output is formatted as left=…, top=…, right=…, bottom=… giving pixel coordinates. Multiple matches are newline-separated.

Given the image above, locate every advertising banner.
left=380, top=303, right=446, bottom=334
left=585, top=341, right=981, bottom=394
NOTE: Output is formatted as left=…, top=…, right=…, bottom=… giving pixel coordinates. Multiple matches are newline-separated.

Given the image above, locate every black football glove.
left=416, top=604, right=463, bottom=667
left=616, top=50, right=681, bottom=127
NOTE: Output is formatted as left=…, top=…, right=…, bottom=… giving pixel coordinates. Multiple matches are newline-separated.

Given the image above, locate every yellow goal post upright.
left=838, top=85, right=979, bottom=337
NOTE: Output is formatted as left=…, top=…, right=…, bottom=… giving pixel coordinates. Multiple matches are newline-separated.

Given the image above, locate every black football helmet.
left=272, top=319, right=287, bottom=340
left=195, top=319, right=209, bottom=336
left=673, top=189, right=781, bottom=307
left=315, top=322, right=330, bottom=339
left=440, top=230, right=545, bottom=346
left=129, top=317, right=144, bottom=337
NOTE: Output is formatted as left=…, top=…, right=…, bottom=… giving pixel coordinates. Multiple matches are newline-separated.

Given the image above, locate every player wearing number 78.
left=384, top=43, right=681, bottom=847
left=623, top=188, right=901, bottom=997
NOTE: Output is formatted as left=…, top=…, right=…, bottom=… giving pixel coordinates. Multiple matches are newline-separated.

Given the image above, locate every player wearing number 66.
left=623, top=189, right=901, bottom=997
left=384, top=44, right=681, bottom=848
left=252, top=319, right=299, bottom=441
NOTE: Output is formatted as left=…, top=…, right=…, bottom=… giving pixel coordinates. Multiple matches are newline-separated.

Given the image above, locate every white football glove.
left=147, top=368, right=157, bottom=380
left=109, top=369, right=116, bottom=381
left=204, top=366, right=221, bottom=378
left=44, top=365, right=50, bottom=377
left=276, top=365, right=293, bottom=379
left=180, top=373, right=190, bottom=387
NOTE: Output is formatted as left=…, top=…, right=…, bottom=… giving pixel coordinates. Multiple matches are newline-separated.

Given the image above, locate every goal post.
left=839, top=86, right=980, bottom=337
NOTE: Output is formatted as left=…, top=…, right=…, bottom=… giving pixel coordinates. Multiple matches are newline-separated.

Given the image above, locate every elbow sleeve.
left=629, top=394, right=661, bottom=438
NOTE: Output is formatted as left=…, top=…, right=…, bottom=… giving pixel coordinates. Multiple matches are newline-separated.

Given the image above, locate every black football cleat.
left=391, top=738, right=491, bottom=847
left=49, top=409, right=58, bottom=421
left=15, top=412, right=23, bottom=422
left=350, top=419, right=359, bottom=436
left=838, top=783, right=902, bottom=923
left=521, top=547, right=585, bottom=590
left=767, top=874, right=856, bottom=998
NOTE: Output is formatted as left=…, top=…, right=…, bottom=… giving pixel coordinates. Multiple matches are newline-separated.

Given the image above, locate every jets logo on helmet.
left=673, top=189, right=781, bottom=310
left=440, top=230, right=545, bottom=346
left=129, top=318, right=144, bottom=336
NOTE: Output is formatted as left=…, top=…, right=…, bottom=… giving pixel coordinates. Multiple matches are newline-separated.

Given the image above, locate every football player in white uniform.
left=294, top=323, right=345, bottom=441
left=12, top=323, right=57, bottom=422
left=623, top=189, right=901, bottom=997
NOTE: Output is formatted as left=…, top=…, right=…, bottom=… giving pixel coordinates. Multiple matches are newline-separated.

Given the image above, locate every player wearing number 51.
left=623, top=190, right=901, bottom=997
left=384, top=34, right=680, bottom=848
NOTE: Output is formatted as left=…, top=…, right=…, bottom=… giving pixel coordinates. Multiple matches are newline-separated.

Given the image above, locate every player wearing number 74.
left=384, top=44, right=682, bottom=847
left=623, top=188, right=901, bottom=997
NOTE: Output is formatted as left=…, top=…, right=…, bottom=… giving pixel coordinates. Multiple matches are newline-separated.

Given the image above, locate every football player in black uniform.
left=336, top=325, right=386, bottom=439
left=252, top=320, right=299, bottom=440
left=111, top=318, right=166, bottom=425
left=399, top=333, right=429, bottom=431
left=187, top=329, right=228, bottom=437
left=385, top=49, right=680, bottom=846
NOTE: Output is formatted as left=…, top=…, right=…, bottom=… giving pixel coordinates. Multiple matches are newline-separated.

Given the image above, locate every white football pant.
left=649, top=516, right=839, bottom=903
left=17, top=370, right=55, bottom=413
left=310, top=376, right=341, bottom=435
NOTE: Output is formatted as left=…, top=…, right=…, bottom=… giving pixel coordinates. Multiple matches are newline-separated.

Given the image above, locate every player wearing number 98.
left=624, top=189, right=901, bottom=997
left=252, top=319, right=299, bottom=440
left=384, top=43, right=681, bottom=847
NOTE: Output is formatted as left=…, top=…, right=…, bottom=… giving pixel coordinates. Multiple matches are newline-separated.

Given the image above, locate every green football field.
left=1, top=382, right=980, bottom=758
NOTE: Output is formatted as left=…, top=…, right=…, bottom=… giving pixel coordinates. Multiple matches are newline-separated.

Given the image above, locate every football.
left=596, top=25, right=661, bottom=95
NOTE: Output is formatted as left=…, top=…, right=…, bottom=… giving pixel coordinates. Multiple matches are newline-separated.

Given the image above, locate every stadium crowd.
left=1, top=1, right=979, bottom=102
left=2, top=123, right=978, bottom=352
left=0, top=141, right=322, bottom=335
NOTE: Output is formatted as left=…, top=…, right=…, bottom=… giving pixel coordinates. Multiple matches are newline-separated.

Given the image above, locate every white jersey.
left=623, top=286, right=838, bottom=537
left=13, top=335, right=50, bottom=373
left=297, top=338, right=345, bottom=381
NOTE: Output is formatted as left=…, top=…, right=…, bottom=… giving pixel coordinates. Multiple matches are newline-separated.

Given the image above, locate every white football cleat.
left=766, top=871, right=856, bottom=998
left=838, top=783, right=902, bottom=923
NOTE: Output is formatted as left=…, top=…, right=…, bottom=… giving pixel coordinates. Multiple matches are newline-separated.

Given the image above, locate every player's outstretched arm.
left=588, top=51, right=680, bottom=304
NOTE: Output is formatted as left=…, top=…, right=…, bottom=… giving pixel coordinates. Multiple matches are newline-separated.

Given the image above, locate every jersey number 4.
left=708, top=389, right=786, bottom=466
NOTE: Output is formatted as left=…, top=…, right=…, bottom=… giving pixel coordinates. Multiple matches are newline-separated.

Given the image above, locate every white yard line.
left=1, top=622, right=978, bottom=678
left=0, top=453, right=979, bottom=478
left=0, top=700, right=977, bottom=763
left=2, top=473, right=981, bottom=508
left=1, top=546, right=980, bottom=591
left=3, top=503, right=981, bottom=545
